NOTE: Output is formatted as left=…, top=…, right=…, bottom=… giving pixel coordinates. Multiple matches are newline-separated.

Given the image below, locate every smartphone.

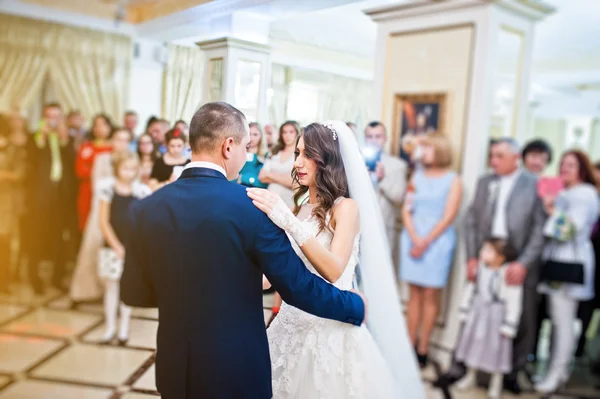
left=537, top=176, right=564, bottom=198
left=172, top=166, right=185, bottom=180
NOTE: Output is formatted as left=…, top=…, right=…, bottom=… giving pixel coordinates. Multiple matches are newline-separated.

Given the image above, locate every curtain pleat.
left=162, top=44, right=204, bottom=124
left=0, top=13, right=132, bottom=121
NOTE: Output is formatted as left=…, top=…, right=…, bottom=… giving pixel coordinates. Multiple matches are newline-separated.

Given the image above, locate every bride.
left=247, top=121, right=424, bottom=398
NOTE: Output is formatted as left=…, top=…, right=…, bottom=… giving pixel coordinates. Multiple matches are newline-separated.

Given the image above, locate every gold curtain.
left=162, top=44, right=204, bottom=123
left=0, top=13, right=132, bottom=122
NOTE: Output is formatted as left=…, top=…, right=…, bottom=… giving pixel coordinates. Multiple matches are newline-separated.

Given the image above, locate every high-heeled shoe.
left=534, top=370, right=569, bottom=394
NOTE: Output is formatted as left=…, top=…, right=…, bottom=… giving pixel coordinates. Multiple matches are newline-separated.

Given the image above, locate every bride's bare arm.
left=294, top=199, right=360, bottom=283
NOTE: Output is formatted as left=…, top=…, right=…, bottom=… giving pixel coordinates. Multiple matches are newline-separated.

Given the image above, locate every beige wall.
left=382, top=25, right=475, bottom=354
left=381, top=25, right=475, bottom=170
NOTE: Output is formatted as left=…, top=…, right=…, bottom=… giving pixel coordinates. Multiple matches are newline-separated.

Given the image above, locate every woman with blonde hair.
left=399, top=133, right=462, bottom=367
left=97, top=151, right=151, bottom=344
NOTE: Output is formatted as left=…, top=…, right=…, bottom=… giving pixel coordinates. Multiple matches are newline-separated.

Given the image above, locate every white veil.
left=322, top=120, right=425, bottom=398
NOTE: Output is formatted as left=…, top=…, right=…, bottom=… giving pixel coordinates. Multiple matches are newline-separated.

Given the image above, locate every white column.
left=366, top=0, right=554, bottom=367
left=196, top=11, right=272, bottom=123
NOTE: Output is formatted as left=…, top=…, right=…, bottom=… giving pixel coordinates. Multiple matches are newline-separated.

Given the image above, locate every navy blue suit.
left=121, top=167, right=364, bottom=399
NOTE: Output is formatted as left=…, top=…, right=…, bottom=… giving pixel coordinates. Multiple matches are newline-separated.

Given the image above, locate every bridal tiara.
left=322, top=123, right=337, bottom=141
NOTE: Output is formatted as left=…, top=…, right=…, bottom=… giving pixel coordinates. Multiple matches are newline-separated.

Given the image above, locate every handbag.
left=97, top=247, right=124, bottom=280
left=540, top=240, right=584, bottom=284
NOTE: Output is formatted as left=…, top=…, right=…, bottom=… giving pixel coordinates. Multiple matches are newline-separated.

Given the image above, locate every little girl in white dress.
left=454, top=238, right=523, bottom=398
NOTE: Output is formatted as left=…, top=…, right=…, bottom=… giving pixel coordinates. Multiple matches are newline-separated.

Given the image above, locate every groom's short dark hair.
left=189, top=102, right=247, bottom=154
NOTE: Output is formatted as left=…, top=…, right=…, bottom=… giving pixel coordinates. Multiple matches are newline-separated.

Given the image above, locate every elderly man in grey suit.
left=464, top=137, right=546, bottom=393
left=364, top=121, right=408, bottom=251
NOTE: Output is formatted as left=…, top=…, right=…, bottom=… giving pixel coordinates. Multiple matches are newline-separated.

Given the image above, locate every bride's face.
left=294, top=137, right=317, bottom=187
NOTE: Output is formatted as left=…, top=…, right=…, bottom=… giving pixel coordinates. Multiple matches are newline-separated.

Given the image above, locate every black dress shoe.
left=417, top=353, right=428, bottom=369
left=503, top=374, right=521, bottom=395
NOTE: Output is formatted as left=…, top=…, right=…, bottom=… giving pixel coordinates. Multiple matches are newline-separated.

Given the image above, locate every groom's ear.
left=222, top=137, right=235, bottom=159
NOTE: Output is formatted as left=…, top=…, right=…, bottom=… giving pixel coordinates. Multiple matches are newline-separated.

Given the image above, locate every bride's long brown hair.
left=292, top=123, right=349, bottom=235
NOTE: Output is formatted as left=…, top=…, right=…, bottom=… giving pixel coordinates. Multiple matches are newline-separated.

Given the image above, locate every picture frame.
left=391, top=92, right=447, bottom=160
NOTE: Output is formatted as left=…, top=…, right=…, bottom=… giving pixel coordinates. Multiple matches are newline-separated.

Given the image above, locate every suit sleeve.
left=464, top=178, right=483, bottom=260
left=121, top=202, right=158, bottom=308
left=254, top=215, right=364, bottom=326
left=377, top=157, right=407, bottom=207
left=517, top=190, right=547, bottom=269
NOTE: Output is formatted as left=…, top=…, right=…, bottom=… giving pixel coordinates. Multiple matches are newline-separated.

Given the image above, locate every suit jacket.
left=464, top=170, right=546, bottom=286
left=121, top=167, right=364, bottom=399
left=376, top=153, right=408, bottom=245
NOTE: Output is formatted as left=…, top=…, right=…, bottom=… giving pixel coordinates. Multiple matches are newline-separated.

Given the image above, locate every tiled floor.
left=0, top=285, right=598, bottom=398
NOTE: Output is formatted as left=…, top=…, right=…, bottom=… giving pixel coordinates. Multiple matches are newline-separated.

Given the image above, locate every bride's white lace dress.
left=268, top=200, right=397, bottom=398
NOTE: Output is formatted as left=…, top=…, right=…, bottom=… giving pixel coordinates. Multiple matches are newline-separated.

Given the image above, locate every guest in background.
left=67, top=110, right=86, bottom=151
left=149, top=128, right=189, bottom=191
left=174, top=120, right=189, bottom=135
left=70, top=128, right=132, bottom=304
left=575, top=161, right=600, bottom=358
left=7, top=113, right=30, bottom=279
left=174, top=120, right=191, bottom=159
left=123, top=111, right=138, bottom=137
left=364, top=121, right=408, bottom=252
left=97, top=151, right=151, bottom=344
left=144, top=115, right=158, bottom=134
left=400, top=133, right=462, bottom=367
left=137, top=133, right=158, bottom=185
left=259, top=121, right=299, bottom=324
left=0, top=114, right=26, bottom=293
left=464, top=137, right=546, bottom=393
left=522, top=139, right=553, bottom=175
left=93, top=128, right=134, bottom=180
left=75, top=114, right=113, bottom=231
left=147, top=118, right=170, bottom=154
left=536, top=150, right=599, bottom=394
left=454, top=239, right=522, bottom=399
left=259, top=121, right=299, bottom=208
left=239, top=122, right=268, bottom=189
left=29, top=103, right=77, bottom=294
left=264, top=123, right=277, bottom=153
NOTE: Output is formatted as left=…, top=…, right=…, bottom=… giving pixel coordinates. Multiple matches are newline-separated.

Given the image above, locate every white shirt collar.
left=499, top=168, right=521, bottom=181
left=185, top=161, right=227, bottom=178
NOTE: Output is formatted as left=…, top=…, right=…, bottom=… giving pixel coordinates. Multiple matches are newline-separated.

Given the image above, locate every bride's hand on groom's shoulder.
left=351, top=289, right=368, bottom=324
left=247, top=188, right=293, bottom=228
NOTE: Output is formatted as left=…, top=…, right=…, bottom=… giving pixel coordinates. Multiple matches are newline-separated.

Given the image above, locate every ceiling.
left=20, top=0, right=216, bottom=23
left=268, top=0, right=600, bottom=116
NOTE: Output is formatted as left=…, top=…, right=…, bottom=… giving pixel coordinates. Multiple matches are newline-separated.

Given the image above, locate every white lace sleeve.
left=268, top=197, right=312, bottom=246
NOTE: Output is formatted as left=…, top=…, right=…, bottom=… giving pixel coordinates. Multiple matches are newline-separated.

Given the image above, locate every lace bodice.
left=287, top=200, right=360, bottom=290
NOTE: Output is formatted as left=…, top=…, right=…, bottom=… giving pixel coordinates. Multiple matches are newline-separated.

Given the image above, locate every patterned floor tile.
left=0, top=334, right=64, bottom=373
left=1, top=309, right=101, bottom=338
left=30, top=343, right=152, bottom=387
left=0, top=305, right=29, bottom=326
left=132, top=364, right=155, bottom=391
left=83, top=319, right=158, bottom=349
left=0, top=380, right=112, bottom=398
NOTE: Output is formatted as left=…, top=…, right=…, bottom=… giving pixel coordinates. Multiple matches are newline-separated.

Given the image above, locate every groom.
left=121, top=102, right=366, bottom=399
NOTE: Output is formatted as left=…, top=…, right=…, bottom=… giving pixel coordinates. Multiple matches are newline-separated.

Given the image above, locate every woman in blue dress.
left=400, top=133, right=462, bottom=368
left=238, top=122, right=268, bottom=189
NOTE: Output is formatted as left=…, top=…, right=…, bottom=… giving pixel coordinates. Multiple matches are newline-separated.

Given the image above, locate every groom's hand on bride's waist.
left=351, top=289, right=367, bottom=324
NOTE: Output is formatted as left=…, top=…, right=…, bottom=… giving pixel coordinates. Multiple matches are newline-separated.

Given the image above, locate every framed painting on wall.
left=391, top=92, right=447, bottom=162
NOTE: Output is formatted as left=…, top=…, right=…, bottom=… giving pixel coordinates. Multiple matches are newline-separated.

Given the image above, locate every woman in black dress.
left=97, top=151, right=151, bottom=344
left=149, top=128, right=189, bottom=191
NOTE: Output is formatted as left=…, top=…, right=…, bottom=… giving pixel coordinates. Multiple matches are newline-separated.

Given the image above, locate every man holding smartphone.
left=28, top=103, right=77, bottom=294
left=364, top=121, right=408, bottom=251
